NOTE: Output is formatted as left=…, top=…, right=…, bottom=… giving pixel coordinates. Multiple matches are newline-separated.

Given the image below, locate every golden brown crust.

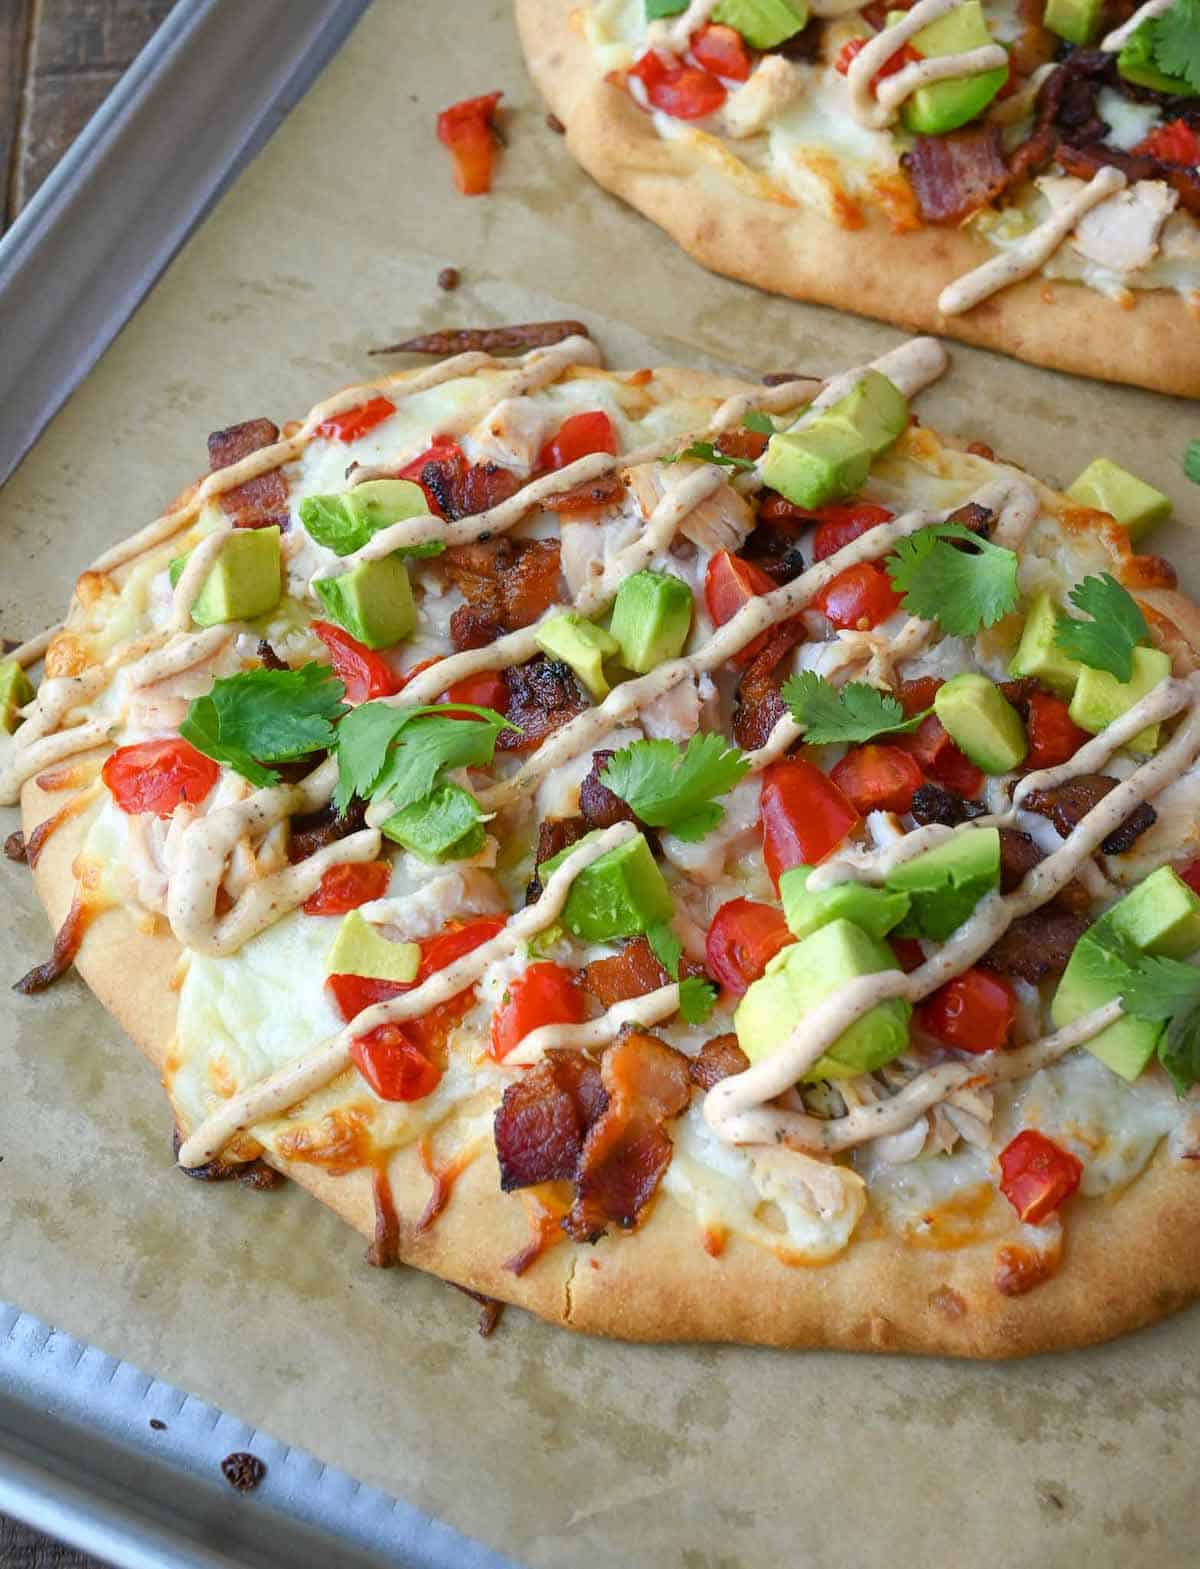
left=515, top=0, right=1200, bottom=399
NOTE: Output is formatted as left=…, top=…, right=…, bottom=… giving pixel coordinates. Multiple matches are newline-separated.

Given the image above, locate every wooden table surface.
left=2, top=7, right=176, bottom=1561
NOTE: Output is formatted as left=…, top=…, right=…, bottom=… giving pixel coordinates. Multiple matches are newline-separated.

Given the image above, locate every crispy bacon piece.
left=584, top=938, right=672, bottom=1008
left=422, top=455, right=524, bottom=521
left=563, top=1032, right=691, bottom=1243
left=909, top=782, right=988, bottom=828
left=997, top=826, right=1042, bottom=892
left=741, top=522, right=807, bottom=587
left=494, top=1049, right=608, bottom=1190
left=497, top=656, right=589, bottom=754
left=579, top=749, right=641, bottom=832
left=903, top=127, right=1010, bottom=224
left=1055, top=139, right=1200, bottom=217
left=715, top=428, right=769, bottom=462
left=688, top=1033, right=749, bottom=1091
left=982, top=908, right=1090, bottom=984
left=537, top=472, right=626, bottom=515
left=206, top=417, right=288, bottom=530
left=1022, top=773, right=1157, bottom=856
left=732, top=617, right=805, bottom=751
left=449, top=604, right=503, bottom=652
left=372, top=320, right=590, bottom=356
left=526, top=816, right=585, bottom=904
left=287, top=796, right=368, bottom=863
left=947, top=500, right=994, bottom=537
left=442, top=537, right=562, bottom=627
left=257, top=639, right=289, bottom=671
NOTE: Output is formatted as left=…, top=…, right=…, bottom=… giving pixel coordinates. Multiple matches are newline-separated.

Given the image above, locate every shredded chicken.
left=1039, top=175, right=1178, bottom=275
left=624, top=462, right=754, bottom=556
left=719, top=55, right=803, bottom=139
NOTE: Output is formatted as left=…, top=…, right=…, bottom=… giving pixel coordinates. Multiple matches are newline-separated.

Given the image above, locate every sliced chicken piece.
left=1039, top=175, right=1178, bottom=275
left=464, top=395, right=552, bottom=472
left=720, top=55, right=804, bottom=140
left=624, top=460, right=754, bottom=556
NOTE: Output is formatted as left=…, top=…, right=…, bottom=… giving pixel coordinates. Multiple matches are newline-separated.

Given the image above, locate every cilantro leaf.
left=678, top=976, right=718, bottom=1025
left=1118, top=954, right=1200, bottom=1022
left=1053, top=573, right=1149, bottom=682
left=664, top=441, right=756, bottom=473
left=647, top=921, right=683, bottom=979
left=334, top=700, right=515, bottom=814
left=781, top=671, right=924, bottom=746
left=181, top=664, right=347, bottom=788
left=885, top=523, right=1020, bottom=637
left=1184, top=440, right=1200, bottom=486
left=600, top=735, right=750, bottom=841
left=1159, top=1004, right=1200, bottom=1097
left=1153, top=0, right=1200, bottom=92
left=742, top=411, right=776, bottom=436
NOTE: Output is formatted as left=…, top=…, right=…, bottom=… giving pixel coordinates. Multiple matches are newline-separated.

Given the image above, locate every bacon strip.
left=494, top=1049, right=608, bottom=1191
left=442, top=537, right=562, bottom=626
left=206, top=417, right=289, bottom=530
left=688, top=1033, right=750, bottom=1091
left=903, top=127, right=1010, bottom=225
left=371, top=320, right=590, bottom=356
left=1022, top=773, right=1157, bottom=856
left=982, top=908, right=1090, bottom=984
left=497, top=656, right=589, bottom=755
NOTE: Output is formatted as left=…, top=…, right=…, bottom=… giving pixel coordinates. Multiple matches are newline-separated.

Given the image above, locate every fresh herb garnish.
left=647, top=920, right=683, bottom=980
left=781, top=671, right=925, bottom=746
left=600, top=735, right=750, bottom=842
left=678, top=976, right=718, bottom=1025
left=1054, top=573, right=1149, bottom=683
left=742, top=411, right=777, bottom=436
left=665, top=441, right=756, bottom=473
left=181, top=664, right=347, bottom=788
left=1152, top=0, right=1200, bottom=93
left=333, top=700, right=515, bottom=815
left=885, top=523, right=1020, bottom=637
left=1098, top=935, right=1200, bottom=1097
left=1184, top=440, right=1200, bottom=486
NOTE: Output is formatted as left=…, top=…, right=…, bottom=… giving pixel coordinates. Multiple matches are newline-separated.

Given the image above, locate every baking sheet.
left=2, top=1, right=1199, bottom=1565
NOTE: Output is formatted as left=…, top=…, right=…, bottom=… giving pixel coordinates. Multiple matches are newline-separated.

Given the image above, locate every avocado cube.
left=1066, top=458, right=1172, bottom=544
left=1106, top=866, right=1200, bottom=960
left=1043, top=0, right=1103, bottom=43
left=762, top=423, right=872, bottom=511
left=326, top=909, right=419, bottom=981
left=826, top=371, right=910, bottom=459
left=1068, top=645, right=1171, bottom=757
left=381, top=781, right=485, bottom=863
left=1051, top=928, right=1163, bottom=1080
left=609, top=570, right=693, bottom=675
left=300, top=478, right=429, bottom=557
left=1009, top=591, right=1084, bottom=699
left=895, top=1, right=1008, bottom=136
left=540, top=830, right=674, bottom=942
left=0, top=658, right=34, bottom=734
left=535, top=612, right=619, bottom=699
left=171, top=526, right=282, bottom=627
left=735, top=918, right=911, bottom=1080
left=779, top=865, right=910, bottom=943
left=934, top=673, right=1028, bottom=774
left=711, top=0, right=808, bottom=50
left=886, top=827, right=1000, bottom=942
left=314, top=554, right=416, bottom=650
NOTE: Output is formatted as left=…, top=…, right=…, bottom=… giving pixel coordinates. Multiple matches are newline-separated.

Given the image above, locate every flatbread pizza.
left=6, top=327, right=1200, bottom=1356
left=517, top=0, right=1200, bottom=395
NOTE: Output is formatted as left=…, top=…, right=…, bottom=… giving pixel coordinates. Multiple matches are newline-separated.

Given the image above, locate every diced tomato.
left=537, top=410, right=618, bottom=473
left=690, top=23, right=753, bottom=81
left=814, top=562, right=902, bottom=630
left=759, top=758, right=861, bottom=888
left=705, top=549, right=776, bottom=666
left=101, top=738, right=220, bottom=818
left=436, top=91, right=503, bottom=195
left=443, top=669, right=510, bottom=718
left=414, top=915, right=507, bottom=982
left=890, top=935, right=926, bottom=973
left=834, top=35, right=923, bottom=88
left=1178, top=856, right=1200, bottom=897
left=1133, top=118, right=1200, bottom=166
left=327, top=972, right=406, bottom=1022
left=317, top=396, right=396, bottom=444
left=705, top=898, right=794, bottom=996
left=998, top=1129, right=1083, bottom=1225
left=831, top=743, right=923, bottom=815
left=811, top=502, right=894, bottom=562
left=350, top=1022, right=442, bottom=1101
left=303, top=860, right=392, bottom=916
left=489, top=961, right=586, bottom=1061
left=917, top=968, right=1016, bottom=1055
left=894, top=676, right=942, bottom=717
left=932, top=740, right=984, bottom=799
left=898, top=713, right=983, bottom=798
left=312, top=619, right=399, bottom=702
left=628, top=49, right=726, bottom=119
left=1024, top=691, right=1089, bottom=772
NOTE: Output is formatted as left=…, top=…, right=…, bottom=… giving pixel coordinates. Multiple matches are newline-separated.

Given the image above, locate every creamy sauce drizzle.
left=504, top=982, right=682, bottom=1068
left=845, top=0, right=1007, bottom=131
left=169, top=530, right=231, bottom=630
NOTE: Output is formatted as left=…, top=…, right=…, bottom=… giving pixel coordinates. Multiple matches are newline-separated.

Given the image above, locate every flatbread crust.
left=515, top=0, right=1200, bottom=399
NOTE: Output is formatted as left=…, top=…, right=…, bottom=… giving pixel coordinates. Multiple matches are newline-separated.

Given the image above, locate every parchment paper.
left=2, top=3, right=1198, bottom=1565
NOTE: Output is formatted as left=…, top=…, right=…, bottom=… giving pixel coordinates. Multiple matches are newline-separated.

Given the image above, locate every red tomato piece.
left=397, top=436, right=464, bottom=516
left=690, top=23, right=753, bottom=81
left=893, top=676, right=942, bottom=717
left=538, top=410, right=618, bottom=472
left=101, top=738, right=220, bottom=818
left=489, top=961, right=586, bottom=1061
left=1133, top=118, right=1200, bottom=166
left=704, top=549, right=776, bottom=666
left=443, top=669, right=510, bottom=718
left=997, top=1129, right=1083, bottom=1225
left=917, top=968, right=1016, bottom=1055
left=317, top=395, right=396, bottom=444
left=1178, top=857, right=1200, bottom=897
left=898, top=713, right=983, bottom=798
left=350, top=1022, right=442, bottom=1101
left=811, top=502, right=895, bottom=562
left=436, top=91, right=503, bottom=195
left=705, top=898, right=794, bottom=996
left=932, top=741, right=985, bottom=799
left=628, top=49, right=726, bottom=119
left=834, top=35, right=923, bottom=87
left=1024, top=691, right=1089, bottom=772
left=415, top=915, right=508, bottom=982
left=759, top=758, right=860, bottom=888
left=890, top=936, right=926, bottom=973
left=831, top=743, right=923, bottom=815
left=312, top=619, right=399, bottom=702
left=814, top=561, right=902, bottom=630
left=302, top=860, right=392, bottom=916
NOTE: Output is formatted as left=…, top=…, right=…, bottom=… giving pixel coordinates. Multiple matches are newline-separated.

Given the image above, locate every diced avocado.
left=1051, top=927, right=1163, bottom=1081
left=762, top=371, right=908, bottom=510
left=894, top=1, right=1008, bottom=136
left=170, top=526, right=282, bottom=627
left=381, top=781, right=485, bottom=863
left=1068, top=645, right=1171, bottom=757
left=314, top=555, right=416, bottom=650
left=1118, top=20, right=1200, bottom=97
left=325, top=909, right=419, bottom=981
left=609, top=570, right=693, bottom=674
left=934, top=673, right=1027, bottom=775
left=824, top=370, right=910, bottom=460
left=0, top=659, right=34, bottom=734
left=711, top=0, right=808, bottom=49
left=1105, top=865, right=1200, bottom=960
left=1009, top=591, right=1084, bottom=699
left=535, top=612, right=619, bottom=699
left=300, top=479, right=429, bottom=557
left=886, top=827, right=1000, bottom=942
left=1044, top=0, right=1103, bottom=44
left=540, top=829, right=674, bottom=942
left=1066, top=458, right=1172, bottom=544
left=735, top=918, right=911, bottom=1080
left=779, top=865, right=910, bottom=942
